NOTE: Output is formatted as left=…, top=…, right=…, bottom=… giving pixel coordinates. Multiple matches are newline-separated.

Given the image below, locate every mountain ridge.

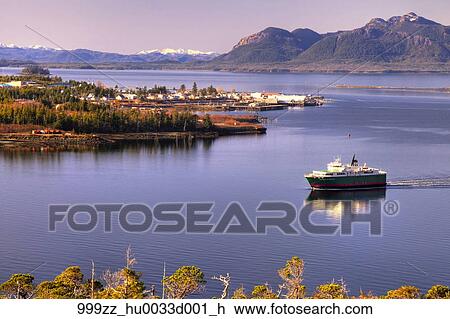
left=214, top=27, right=321, bottom=64
left=1, top=12, right=450, bottom=72
left=211, top=12, right=450, bottom=70
left=0, top=45, right=219, bottom=63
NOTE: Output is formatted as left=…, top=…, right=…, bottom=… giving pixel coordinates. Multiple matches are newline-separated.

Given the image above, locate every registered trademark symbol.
left=383, top=200, right=399, bottom=216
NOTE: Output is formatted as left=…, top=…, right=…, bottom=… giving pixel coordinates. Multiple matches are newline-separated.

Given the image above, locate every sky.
left=1, top=0, right=450, bottom=54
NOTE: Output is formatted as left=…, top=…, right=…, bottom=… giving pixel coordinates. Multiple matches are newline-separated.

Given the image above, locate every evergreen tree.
left=385, top=286, right=421, bottom=299
left=98, top=268, right=145, bottom=299
left=35, top=266, right=90, bottom=299
left=163, top=266, right=205, bottom=299
left=0, top=274, right=34, bottom=299
left=251, top=284, right=278, bottom=299
left=425, top=285, right=450, bottom=299
left=312, top=281, right=348, bottom=299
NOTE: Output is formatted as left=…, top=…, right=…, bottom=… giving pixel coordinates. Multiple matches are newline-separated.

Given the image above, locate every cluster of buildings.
left=0, top=78, right=323, bottom=108
left=248, top=92, right=307, bottom=105
left=109, top=90, right=325, bottom=112
left=112, top=90, right=312, bottom=106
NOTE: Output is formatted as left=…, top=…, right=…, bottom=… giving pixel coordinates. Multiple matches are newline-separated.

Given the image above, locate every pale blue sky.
left=1, top=0, right=449, bottom=53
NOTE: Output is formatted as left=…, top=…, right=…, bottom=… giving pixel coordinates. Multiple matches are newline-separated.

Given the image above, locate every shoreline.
left=0, top=127, right=266, bottom=151
left=3, top=64, right=450, bottom=75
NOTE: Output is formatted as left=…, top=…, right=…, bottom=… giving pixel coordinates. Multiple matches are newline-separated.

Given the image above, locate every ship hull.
left=306, top=174, right=387, bottom=190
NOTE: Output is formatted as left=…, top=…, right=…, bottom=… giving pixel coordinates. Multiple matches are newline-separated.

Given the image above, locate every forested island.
left=0, top=68, right=266, bottom=150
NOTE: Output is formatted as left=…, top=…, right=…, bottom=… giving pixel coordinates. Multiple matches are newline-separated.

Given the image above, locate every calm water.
left=1, top=69, right=450, bottom=297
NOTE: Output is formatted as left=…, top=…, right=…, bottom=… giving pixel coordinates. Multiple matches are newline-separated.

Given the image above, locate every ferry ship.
left=305, top=155, right=387, bottom=190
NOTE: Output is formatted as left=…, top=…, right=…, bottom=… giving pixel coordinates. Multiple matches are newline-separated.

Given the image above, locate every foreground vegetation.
left=0, top=249, right=449, bottom=299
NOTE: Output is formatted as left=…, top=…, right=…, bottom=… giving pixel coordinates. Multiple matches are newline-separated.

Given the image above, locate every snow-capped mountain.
left=136, top=48, right=219, bottom=62
left=0, top=43, right=61, bottom=51
left=138, top=48, right=217, bottom=56
left=0, top=44, right=218, bottom=63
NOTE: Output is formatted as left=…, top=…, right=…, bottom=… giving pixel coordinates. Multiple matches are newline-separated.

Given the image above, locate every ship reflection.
left=303, top=189, right=386, bottom=220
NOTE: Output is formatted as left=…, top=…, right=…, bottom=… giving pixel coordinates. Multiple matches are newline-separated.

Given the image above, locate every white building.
left=123, top=93, right=138, bottom=100
left=116, top=93, right=138, bottom=101
left=276, top=94, right=307, bottom=104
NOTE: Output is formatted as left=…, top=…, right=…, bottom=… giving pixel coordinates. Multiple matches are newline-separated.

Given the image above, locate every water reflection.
left=304, top=189, right=386, bottom=219
left=0, top=138, right=214, bottom=162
